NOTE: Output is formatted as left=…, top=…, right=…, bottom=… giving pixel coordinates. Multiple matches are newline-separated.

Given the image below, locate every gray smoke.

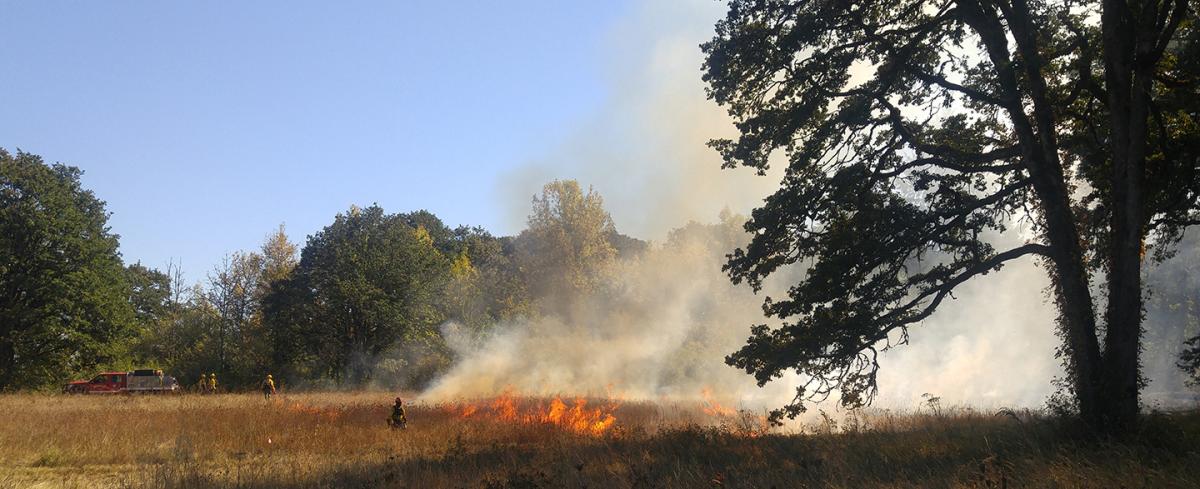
left=421, top=212, right=1065, bottom=413
left=427, top=0, right=1192, bottom=414
left=421, top=213, right=801, bottom=407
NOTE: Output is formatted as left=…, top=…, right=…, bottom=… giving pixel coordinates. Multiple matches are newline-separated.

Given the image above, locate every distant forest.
left=2, top=148, right=1198, bottom=394
left=1, top=149, right=657, bottom=391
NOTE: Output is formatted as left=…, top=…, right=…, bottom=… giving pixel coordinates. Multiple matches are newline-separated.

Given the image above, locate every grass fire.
left=2, top=392, right=1198, bottom=488
left=5, top=0, right=1200, bottom=487
left=442, top=393, right=620, bottom=437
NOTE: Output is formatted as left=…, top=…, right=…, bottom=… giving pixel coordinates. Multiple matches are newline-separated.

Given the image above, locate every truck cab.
left=63, top=372, right=126, bottom=394
left=63, top=369, right=178, bottom=394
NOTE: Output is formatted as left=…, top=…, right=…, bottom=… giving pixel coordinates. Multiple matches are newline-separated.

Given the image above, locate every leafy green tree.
left=125, top=262, right=177, bottom=367
left=134, top=283, right=223, bottom=387
left=443, top=226, right=533, bottom=328
left=609, top=230, right=650, bottom=260
left=269, top=205, right=451, bottom=384
left=263, top=270, right=316, bottom=382
left=702, top=0, right=1198, bottom=431
left=398, top=210, right=458, bottom=254
left=1181, top=337, right=1200, bottom=387
left=0, top=149, right=136, bottom=390
left=206, top=251, right=265, bottom=384
left=131, top=227, right=296, bottom=388
left=126, top=263, right=172, bottom=328
left=516, top=180, right=618, bottom=311
left=253, top=224, right=299, bottom=383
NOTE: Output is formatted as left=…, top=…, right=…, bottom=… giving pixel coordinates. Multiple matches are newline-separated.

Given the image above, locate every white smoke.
left=422, top=211, right=1064, bottom=412
left=427, top=0, right=1192, bottom=415
left=875, top=235, right=1061, bottom=409
left=497, top=0, right=778, bottom=242
left=422, top=214, right=801, bottom=408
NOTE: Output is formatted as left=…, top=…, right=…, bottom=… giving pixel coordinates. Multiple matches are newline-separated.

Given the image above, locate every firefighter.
left=261, top=374, right=277, bottom=400
left=208, top=373, right=218, bottom=394
left=388, top=397, right=407, bottom=429
left=197, top=373, right=209, bottom=394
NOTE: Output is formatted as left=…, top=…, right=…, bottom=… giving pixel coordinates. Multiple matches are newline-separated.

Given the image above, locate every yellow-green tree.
left=517, top=180, right=617, bottom=312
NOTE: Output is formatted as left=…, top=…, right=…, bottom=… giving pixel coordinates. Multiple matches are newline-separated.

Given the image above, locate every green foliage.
left=266, top=205, right=451, bottom=385
left=126, top=263, right=171, bottom=326
left=125, top=227, right=301, bottom=390
left=516, top=180, right=618, bottom=311
left=206, top=251, right=267, bottom=385
left=134, top=291, right=223, bottom=386
left=702, top=0, right=1199, bottom=426
left=0, top=149, right=136, bottom=390
left=449, top=227, right=532, bottom=326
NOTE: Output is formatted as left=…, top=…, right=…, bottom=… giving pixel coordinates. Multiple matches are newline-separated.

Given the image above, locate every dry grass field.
left=1, top=392, right=1198, bottom=488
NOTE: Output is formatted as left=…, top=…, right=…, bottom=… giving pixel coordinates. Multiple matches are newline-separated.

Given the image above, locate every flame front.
left=491, top=394, right=518, bottom=420
left=444, top=392, right=619, bottom=436
left=700, top=387, right=736, bottom=417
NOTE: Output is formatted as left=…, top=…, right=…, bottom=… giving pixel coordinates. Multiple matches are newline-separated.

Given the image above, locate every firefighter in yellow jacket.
left=261, top=374, right=277, bottom=400
left=208, top=373, right=218, bottom=393
left=388, top=397, right=407, bottom=429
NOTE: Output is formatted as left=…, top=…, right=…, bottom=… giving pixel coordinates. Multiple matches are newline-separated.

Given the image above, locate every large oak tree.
left=265, top=205, right=450, bottom=384
left=0, top=150, right=136, bottom=390
left=703, top=0, right=1198, bottom=432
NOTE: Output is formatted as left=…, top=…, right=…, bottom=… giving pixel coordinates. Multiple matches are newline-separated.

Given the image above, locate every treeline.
left=1, top=150, right=646, bottom=390
left=3, top=148, right=1200, bottom=393
left=129, top=207, right=528, bottom=390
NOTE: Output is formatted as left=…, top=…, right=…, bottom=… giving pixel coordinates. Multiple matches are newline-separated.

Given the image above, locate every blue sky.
left=1, top=1, right=766, bottom=282
left=0, top=2, right=637, bottom=279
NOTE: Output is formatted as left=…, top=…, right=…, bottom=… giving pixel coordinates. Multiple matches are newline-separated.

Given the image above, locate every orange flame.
left=700, top=387, right=737, bottom=418
left=491, top=393, right=518, bottom=420
left=545, top=397, right=567, bottom=423
left=698, top=388, right=770, bottom=437
left=443, top=391, right=619, bottom=436
left=549, top=397, right=616, bottom=436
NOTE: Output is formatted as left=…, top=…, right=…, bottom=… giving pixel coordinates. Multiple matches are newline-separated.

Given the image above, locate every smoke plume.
left=426, top=0, right=1192, bottom=414
left=421, top=213, right=802, bottom=407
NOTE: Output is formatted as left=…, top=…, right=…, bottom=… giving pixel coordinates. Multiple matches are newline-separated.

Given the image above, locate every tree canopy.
left=0, top=149, right=136, bottom=390
left=517, top=180, right=619, bottom=309
left=266, top=205, right=451, bottom=384
left=703, top=0, right=1198, bottom=430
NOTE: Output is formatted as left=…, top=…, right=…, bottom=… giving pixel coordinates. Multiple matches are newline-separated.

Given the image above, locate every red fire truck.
left=63, top=369, right=180, bottom=394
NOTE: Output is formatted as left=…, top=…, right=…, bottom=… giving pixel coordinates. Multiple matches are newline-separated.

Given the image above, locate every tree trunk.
left=955, top=0, right=1109, bottom=427
left=1040, top=192, right=1105, bottom=426
left=0, top=337, right=13, bottom=391
left=1099, top=0, right=1151, bottom=434
left=1104, top=182, right=1144, bottom=433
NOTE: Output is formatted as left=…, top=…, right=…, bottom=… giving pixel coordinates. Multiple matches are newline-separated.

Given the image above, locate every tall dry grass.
left=1, top=392, right=1197, bottom=488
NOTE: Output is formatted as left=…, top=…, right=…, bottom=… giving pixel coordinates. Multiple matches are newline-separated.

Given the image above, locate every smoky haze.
left=423, top=0, right=1192, bottom=414
left=497, top=0, right=778, bottom=242
left=420, top=208, right=1068, bottom=412
left=421, top=213, right=803, bottom=406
